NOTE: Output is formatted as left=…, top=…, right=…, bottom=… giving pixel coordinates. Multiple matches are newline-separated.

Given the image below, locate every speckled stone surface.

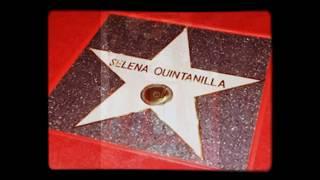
left=48, top=14, right=271, bottom=170
left=89, top=15, right=184, bottom=59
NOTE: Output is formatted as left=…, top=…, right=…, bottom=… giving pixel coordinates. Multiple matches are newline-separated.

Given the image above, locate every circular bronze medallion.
left=141, top=84, right=173, bottom=105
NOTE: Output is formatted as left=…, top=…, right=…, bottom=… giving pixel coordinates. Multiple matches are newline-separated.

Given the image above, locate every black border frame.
left=23, top=0, right=295, bottom=178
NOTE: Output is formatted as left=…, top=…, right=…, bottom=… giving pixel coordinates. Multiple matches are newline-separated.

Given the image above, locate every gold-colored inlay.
left=141, top=84, right=173, bottom=105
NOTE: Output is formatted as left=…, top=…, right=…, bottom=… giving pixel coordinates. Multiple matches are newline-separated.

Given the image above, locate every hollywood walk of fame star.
left=76, top=28, right=260, bottom=158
